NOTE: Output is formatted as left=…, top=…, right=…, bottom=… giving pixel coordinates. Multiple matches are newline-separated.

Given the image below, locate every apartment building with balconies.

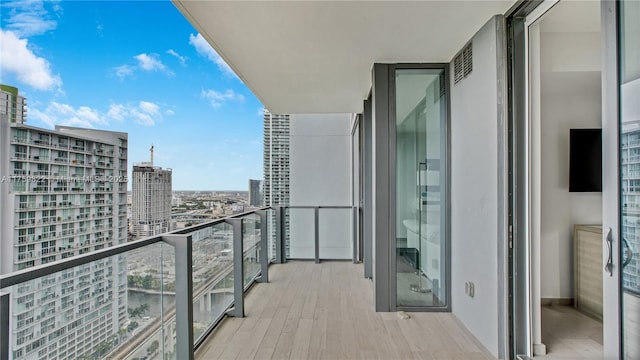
left=0, top=86, right=128, bottom=359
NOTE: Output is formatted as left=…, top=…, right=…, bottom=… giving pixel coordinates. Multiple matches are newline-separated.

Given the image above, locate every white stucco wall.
left=288, top=113, right=352, bottom=259
left=449, top=16, right=501, bottom=358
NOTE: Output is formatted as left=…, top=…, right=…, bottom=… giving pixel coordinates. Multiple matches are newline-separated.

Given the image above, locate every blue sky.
left=0, top=0, right=265, bottom=190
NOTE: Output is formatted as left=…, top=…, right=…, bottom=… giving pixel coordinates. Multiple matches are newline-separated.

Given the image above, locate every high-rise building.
left=263, top=110, right=290, bottom=257
left=0, top=84, right=27, bottom=124
left=263, top=110, right=289, bottom=207
left=0, top=85, right=128, bottom=360
left=248, top=179, right=262, bottom=207
left=131, top=146, right=172, bottom=238
left=621, top=127, right=640, bottom=292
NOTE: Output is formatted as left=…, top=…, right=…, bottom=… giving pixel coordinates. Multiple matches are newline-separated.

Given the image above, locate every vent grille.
left=453, top=42, right=473, bottom=85
left=454, top=55, right=464, bottom=84
left=463, top=44, right=473, bottom=77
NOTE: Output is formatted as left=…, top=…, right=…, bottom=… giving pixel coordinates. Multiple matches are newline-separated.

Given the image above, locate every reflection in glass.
left=243, top=214, right=262, bottom=287
left=7, top=244, right=171, bottom=360
left=188, top=222, right=234, bottom=344
left=619, top=0, right=640, bottom=357
left=267, top=209, right=276, bottom=261
left=395, top=68, right=447, bottom=307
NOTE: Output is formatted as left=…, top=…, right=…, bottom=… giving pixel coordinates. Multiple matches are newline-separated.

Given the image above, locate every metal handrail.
left=285, top=205, right=354, bottom=209
left=0, top=206, right=271, bottom=290
left=1, top=204, right=354, bottom=360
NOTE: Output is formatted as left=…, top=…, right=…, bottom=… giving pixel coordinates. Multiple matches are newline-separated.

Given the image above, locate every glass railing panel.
left=286, top=208, right=315, bottom=259
left=185, top=222, right=234, bottom=345
left=318, top=208, right=353, bottom=260
left=4, top=242, right=174, bottom=360
left=120, top=242, right=174, bottom=360
left=157, top=242, right=177, bottom=360
left=242, top=214, right=261, bottom=288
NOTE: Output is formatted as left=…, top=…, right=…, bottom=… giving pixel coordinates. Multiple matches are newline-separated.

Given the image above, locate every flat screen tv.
left=569, top=128, right=602, bottom=192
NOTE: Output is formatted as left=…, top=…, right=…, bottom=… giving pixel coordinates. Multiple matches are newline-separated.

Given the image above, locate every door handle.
left=605, top=227, right=614, bottom=277
left=622, top=237, right=633, bottom=269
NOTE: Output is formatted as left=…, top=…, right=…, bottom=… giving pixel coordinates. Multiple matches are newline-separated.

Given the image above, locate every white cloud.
left=28, top=100, right=167, bottom=128
left=105, top=101, right=163, bottom=126
left=0, top=29, right=62, bottom=91
left=139, top=101, right=159, bottom=115
left=165, top=109, right=175, bottom=116
left=130, top=110, right=155, bottom=126
left=201, top=89, right=245, bottom=108
left=134, top=53, right=168, bottom=72
left=113, top=65, right=134, bottom=80
left=29, top=102, right=106, bottom=129
left=114, top=53, right=173, bottom=79
left=2, top=0, right=60, bottom=37
left=106, top=104, right=127, bottom=121
left=166, top=49, right=187, bottom=66
left=189, top=33, right=238, bottom=79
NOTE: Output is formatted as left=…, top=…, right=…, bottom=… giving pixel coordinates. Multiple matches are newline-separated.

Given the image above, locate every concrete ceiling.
left=173, top=0, right=516, bottom=114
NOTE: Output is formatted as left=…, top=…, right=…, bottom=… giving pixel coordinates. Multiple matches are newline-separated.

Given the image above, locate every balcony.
left=0, top=206, right=498, bottom=360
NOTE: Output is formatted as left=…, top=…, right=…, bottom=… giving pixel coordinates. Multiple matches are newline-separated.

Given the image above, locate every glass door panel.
left=619, top=0, right=640, bottom=357
left=395, top=68, right=447, bottom=307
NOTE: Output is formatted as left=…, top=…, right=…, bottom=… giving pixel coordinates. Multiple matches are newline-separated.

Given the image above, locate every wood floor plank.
left=195, top=318, right=242, bottom=359
left=289, top=318, right=313, bottom=359
left=253, top=307, right=289, bottom=360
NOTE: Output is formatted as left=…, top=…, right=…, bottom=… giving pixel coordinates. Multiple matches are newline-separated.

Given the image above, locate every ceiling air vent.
left=453, top=42, right=473, bottom=85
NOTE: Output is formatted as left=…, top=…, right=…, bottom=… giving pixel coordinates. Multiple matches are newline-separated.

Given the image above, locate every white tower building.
left=0, top=85, right=128, bottom=360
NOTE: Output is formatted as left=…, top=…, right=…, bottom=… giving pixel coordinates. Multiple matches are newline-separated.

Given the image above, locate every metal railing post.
left=225, top=218, right=244, bottom=318
left=353, top=206, right=358, bottom=264
left=162, top=234, right=194, bottom=360
left=315, top=207, right=320, bottom=264
left=1, top=292, right=9, bottom=360
left=275, top=207, right=284, bottom=264
left=257, top=210, right=268, bottom=283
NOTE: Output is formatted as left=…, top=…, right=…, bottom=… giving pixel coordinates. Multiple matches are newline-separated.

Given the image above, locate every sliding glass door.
left=618, top=0, right=640, bottom=357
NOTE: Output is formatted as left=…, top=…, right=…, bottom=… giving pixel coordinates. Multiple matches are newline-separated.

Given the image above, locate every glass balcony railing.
left=242, top=214, right=262, bottom=288
left=185, top=221, right=234, bottom=344
left=285, top=206, right=355, bottom=262
left=1, top=205, right=354, bottom=360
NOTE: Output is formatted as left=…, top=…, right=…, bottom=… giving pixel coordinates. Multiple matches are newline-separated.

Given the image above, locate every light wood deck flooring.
left=196, top=261, right=495, bottom=360
left=539, top=305, right=603, bottom=359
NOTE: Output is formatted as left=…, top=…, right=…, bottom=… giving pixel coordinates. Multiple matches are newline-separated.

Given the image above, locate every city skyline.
left=0, top=0, right=264, bottom=190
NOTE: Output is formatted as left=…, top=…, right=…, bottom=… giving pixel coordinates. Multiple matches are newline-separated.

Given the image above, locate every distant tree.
left=149, top=340, right=159, bottom=354
left=118, top=327, right=127, bottom=341
left=164, top=281, right=175, bottom=291
left=127, top=321, right=139, bottom=332
left=142, top=274, right=153, bottom=289
left=94, top=340, right=112, bottom=358
left=128, top=303, right=150, bottom=319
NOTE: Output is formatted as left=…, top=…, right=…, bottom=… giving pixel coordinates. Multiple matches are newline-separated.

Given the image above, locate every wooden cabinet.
left=573, top=224, right=603, bottom=320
